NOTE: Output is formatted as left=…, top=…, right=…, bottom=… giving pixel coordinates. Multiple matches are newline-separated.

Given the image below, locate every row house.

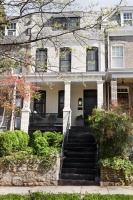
left=1, top=6, right=133, bottom=133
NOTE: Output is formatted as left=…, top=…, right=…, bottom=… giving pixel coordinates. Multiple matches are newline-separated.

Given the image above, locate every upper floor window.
left=53, top=17, right=80, bottom=31
left=123, top=13, right=132, bottom=26
left=36, top=48, right=47, bottom=72
left=60, top=48, right=71, bottom=72
left=86, top=47, right=98, bottom=71
left=111, top=46, right=124, bottom=68
left=7, top=23, right=16, bottom=36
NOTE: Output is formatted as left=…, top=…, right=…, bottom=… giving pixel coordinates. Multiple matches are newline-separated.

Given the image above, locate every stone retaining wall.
left=0, top=156, right=60, bottom=186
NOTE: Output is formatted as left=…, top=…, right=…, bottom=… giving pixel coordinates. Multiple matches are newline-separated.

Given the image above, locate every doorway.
left=84, top=90, right=97, bottom=122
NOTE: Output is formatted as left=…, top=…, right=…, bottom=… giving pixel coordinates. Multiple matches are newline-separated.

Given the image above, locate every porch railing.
left=30, top=113, right=63, bottom=126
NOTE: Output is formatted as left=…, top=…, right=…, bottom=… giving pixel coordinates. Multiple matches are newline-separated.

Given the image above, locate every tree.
left=0, top=74, right=40, bottom=130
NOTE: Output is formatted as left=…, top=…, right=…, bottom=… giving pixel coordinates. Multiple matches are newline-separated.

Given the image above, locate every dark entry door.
left=84, top=90, right=97, bottom=121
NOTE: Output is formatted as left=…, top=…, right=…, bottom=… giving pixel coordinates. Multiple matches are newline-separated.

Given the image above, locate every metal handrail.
left=59, top=111, right=70, bottom=175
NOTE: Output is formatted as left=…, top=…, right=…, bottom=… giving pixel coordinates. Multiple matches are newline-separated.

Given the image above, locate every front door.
left=84, top=90, right=97, bottom=122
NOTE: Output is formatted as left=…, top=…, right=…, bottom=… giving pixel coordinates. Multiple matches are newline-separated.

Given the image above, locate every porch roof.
left=106, top=68, right=133, bottom=81
left=25, top=72, right=106, bottom=83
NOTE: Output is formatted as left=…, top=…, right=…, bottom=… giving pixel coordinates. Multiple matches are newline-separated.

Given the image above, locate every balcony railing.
left=30, top=113, right=63, bottom=126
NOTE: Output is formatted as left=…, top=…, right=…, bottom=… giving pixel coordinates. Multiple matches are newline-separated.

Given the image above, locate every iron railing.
left=30, top=113, right=63, bottom=126
left=59, top=111, right=70, bottom=175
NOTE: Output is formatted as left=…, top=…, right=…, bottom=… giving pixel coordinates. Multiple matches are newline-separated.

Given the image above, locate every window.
left=111, top=46, right=124, bottom=68
left=86, top=47, right=98, bottom=71
left=34, top=91, right=46, bottom=113
left=58, top=90, right=64, bottom=118
left=60, top=48, right=71, bottom=72
left=117, top=87, right=129, bottom=112
left=53, top=17, right=80, bottom=30
left=36, top=48, right=47, bottom=72
left=7, top=23, right=16, bottom=36
left=123, top=13, right=132, bottom=26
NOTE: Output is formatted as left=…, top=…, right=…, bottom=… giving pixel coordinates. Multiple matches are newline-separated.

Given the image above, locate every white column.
left=111, top=79, right=117, bottom=106
left=63, top=81, right=71, bottom=134
left=20, top=86, right=30, bottom=133
left=97, top=81, right=104, bottom=109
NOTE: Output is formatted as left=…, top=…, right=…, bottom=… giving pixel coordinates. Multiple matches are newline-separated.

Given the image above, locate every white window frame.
left=123, top=12, right=133, bottom=26
left=7, top=23, right=17, bottom=36
left=111, top=45, right=124, bottom=68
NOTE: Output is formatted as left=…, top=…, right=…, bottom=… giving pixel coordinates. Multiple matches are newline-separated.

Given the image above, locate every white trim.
left=111, top=45, right=124, bottom=68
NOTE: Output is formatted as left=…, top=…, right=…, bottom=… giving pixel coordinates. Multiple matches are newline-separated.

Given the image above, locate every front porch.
left=20, top=73, right=105, bottom=133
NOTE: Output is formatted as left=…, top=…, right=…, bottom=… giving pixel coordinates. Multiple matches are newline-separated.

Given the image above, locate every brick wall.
left=100, top=167, right=125, bottom=186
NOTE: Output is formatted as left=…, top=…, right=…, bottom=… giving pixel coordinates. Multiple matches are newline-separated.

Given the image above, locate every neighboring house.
left=105, top=6, right=133, bottom=117
left=1, top=6, right=133, bottom=133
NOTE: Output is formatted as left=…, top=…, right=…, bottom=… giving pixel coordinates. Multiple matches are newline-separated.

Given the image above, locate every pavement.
left=0, top=186, right=133, bottom=195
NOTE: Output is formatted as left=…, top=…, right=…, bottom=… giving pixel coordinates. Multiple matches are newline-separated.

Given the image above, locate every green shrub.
left=43, top=131, right=63, bottom=148
left=6, top=131, right=19, bottom=152
left=32, top=130, right=43, bottom=140
left=20, top=131, right=29, bottom=150
left=14, top=130, right=29, bottom=150
left=88, top=108, right=133, bottom=159
left=0, top=132, right=12, bottom=157
left=33, top=136, right=49, bottom=155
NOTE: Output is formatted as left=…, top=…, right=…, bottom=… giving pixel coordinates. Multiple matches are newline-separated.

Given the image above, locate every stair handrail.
left=59, top=111, right=70, bottom=175
left=95, top=142, right=99, bottom=182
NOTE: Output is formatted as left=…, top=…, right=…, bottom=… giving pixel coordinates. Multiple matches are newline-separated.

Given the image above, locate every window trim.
left=36, top=48, right=47, bottom=72
left=111, top=45, right=124, bottom=68
left=86, top=47, right=98, bottom=71
left=7, top=22, right=17, bottom=36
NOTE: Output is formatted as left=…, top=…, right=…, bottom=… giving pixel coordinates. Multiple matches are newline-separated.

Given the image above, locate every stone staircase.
left=58, top=126, right=99, bottom=185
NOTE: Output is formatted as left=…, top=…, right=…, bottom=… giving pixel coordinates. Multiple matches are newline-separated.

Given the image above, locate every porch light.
left=78, top=98, right=82, bottom=106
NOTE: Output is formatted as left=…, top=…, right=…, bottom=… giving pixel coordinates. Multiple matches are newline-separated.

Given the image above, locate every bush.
left=32, top=130, right=43, bottom=140
left=14, top=130, right=29, bottom=150
left=5, top=131, right=19, bottom=152
left=0, top=132, right=12, bottom=157
left=88, top=108, right=133, bottom=159
left=33, top=136, right=49, bottom=155
left=43, top=131, right=63, bottom=148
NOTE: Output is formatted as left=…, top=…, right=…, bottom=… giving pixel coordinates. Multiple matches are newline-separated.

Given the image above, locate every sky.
left=74, top=0, right=133, bottom=10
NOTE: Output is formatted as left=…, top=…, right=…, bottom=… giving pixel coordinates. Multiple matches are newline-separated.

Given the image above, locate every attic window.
left=123, top=13, right=132, bottom=26
left=53, top=17, right=80, bottom=30
left=7, top=23, right=16, bottom=36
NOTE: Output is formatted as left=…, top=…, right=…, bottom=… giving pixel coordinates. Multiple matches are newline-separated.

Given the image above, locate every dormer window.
left=7, top=23, right=16, bottom=36
left=123, top=13, right=132, bottom=26
left=53, top=17, right=80, bottom=31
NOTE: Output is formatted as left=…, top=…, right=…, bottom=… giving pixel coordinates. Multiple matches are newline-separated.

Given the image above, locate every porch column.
left=20, top=87, right=30, bottom=133
left=63, top=81, right=71, bottom=134
left=111, top=79, right=117, bottom=106
left=97, top=81, right=104, bottom=109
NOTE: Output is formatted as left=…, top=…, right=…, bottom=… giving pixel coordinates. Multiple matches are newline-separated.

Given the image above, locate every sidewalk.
left=0, top=186, right=133, bottom=195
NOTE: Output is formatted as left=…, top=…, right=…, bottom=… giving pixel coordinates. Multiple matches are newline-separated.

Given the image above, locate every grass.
left=0, top=193, right=133, bottom=200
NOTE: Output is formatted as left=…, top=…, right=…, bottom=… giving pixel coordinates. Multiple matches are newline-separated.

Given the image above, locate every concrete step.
left=60, top=173, right=95, bottom=180
left=58, top=179, right=99, bottom=186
